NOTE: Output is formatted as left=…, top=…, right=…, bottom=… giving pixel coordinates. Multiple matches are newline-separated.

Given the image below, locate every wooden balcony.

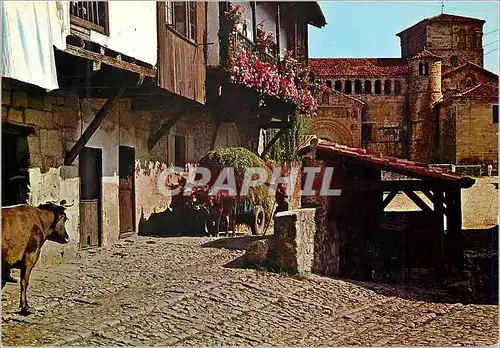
left=70, top=1, right=109, bottom=35
left=231, top=31, right=278, bottom=67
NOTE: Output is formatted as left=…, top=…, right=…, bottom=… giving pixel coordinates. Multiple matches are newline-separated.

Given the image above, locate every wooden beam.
left=260, top=129, right=283, bottom=159
left=381, top=180, right=459, bottom=191
left=64, top=87, right=127, bottom=165
left=259, top=121, right=291, bottom=129
left=403, top=190, right=432, bottom=212
left=382, top=190, right=398, bottom=209
left=148, top=110, right=187, bottom=151
left=65, top=44, right=156, bottom=77
left=210, top=120, right=221, bottom=150
left=421, top=190, right=434, bottom=203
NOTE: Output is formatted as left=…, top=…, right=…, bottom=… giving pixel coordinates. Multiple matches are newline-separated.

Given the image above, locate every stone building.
left=310, top=13, right=499, bottom=165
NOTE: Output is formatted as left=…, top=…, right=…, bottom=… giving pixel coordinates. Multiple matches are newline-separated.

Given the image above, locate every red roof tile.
left=310, top=58, right=408, bottom=77
left=397, top=13, right=485, bottom=36
left=442, top=62, right=499, bottom=79
left=440, top=83, right=499, bottom=103
left=298, top=138, right=475, bottom=187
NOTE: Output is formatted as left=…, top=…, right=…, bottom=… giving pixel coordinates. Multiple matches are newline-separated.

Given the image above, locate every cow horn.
left=60, top=200, right=75, bottom=208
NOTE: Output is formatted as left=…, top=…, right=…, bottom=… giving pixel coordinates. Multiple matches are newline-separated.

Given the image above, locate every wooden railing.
left=70, top=1, right=109, bottom=34
left=233, top=31, right=278, bottom=66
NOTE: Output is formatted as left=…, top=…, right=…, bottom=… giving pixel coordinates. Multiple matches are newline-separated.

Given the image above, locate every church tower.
left=407, top=49, right=443, bottom=162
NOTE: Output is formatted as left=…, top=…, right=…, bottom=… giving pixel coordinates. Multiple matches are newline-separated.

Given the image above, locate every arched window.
left=326, top=80, right=332, bottom=88
left=419, top=62, right=423, bottom=75
left=424, top=62, right=429, bottom=75
left=469, top=29, right=476, bottom=49
left=394, top=80, right=402, bottom=95
left=354, top=80, right=362, bottom=94
left=364, top=80, right=372, bottom=94
left=384, top=80, right=392, bottom=94
left=334, top=80, right=342, bottom=92
left=450, top=55, right=458, bottom=67
left=374, top=80, right=382, bottom=95
left=457, top=29, right=466, bottom=49
left=345, top=80, right=352, bottom=94
left=465, top=73, right=477, bottom=87
left=321, top=93, right=329, bottom=104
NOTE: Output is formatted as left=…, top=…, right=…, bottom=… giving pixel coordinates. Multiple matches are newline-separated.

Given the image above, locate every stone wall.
left=2, top=78, right=214, bottom=266
left=268, top=208, right=316, bottom=275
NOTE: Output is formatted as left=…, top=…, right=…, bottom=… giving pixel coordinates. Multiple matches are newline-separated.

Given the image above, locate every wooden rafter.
left=64, top=86, right=127, bottom=165
left=382, top=190, right=398, bottom=209
left=403, top=190, right=432, bottom=212
left=260, top=129, right=283, bottom=159
left=147, top=109, right=188, bottom=151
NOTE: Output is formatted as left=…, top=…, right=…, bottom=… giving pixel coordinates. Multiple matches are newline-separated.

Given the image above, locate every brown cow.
left=2, top=200, right=73, bottom=315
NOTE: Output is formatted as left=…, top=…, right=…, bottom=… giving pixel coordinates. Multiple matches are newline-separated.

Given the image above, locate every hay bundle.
left=198, top=147, right=274, bottom=218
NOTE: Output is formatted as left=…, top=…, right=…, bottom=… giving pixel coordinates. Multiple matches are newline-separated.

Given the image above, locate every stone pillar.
left=267, top=208, right=316, bottom=275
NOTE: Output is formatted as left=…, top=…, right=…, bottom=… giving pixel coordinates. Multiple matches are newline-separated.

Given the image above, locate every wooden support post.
left=251, top=2, right=257, bottom=43
left=382, top=190, right=398, bottom=210
left=433, top=190, right=445, bottom=279
left=403, top=190, right=432, bottom=212
left=260, top=129, right=283, bottom=159
left=275, top=4, right=281, bottom=61
left=446, top=189, right=464, bottom=271
left=64, top=86, right=127, bottom=166
left=148, top=109, right=188, bottom=151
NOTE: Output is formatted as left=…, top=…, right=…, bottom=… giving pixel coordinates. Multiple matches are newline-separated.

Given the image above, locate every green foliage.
left=267, top=112, right=308, bottom=166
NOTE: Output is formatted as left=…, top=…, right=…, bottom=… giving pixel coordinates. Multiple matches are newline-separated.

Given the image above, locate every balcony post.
left=251, top=1, right=257, bottom=43
left=276, top=3, right=281, bottom=61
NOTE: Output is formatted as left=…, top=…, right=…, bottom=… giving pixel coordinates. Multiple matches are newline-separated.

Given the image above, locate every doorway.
left=119, top=146, right=135, bottom=237
left=79, top=147, right=102, bottom=248
left=2, top=124, right=33, bottom=206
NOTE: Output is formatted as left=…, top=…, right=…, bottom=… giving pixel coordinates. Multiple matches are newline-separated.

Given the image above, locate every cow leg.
left=19, top=251, right=40, bottom=316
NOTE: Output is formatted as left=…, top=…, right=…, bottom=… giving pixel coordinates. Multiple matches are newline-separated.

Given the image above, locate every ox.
left=2, top=200, right=73, bottom=315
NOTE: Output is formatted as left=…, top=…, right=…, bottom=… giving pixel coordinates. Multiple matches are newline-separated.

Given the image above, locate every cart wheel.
left=251, top=205, right=266, bottom=235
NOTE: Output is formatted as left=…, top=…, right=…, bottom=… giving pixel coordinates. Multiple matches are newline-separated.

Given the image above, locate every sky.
left=309, top=1, right=500, bottom=74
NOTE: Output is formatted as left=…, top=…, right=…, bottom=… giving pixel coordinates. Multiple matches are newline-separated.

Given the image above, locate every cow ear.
left=60, top=200, right=67, bottom=205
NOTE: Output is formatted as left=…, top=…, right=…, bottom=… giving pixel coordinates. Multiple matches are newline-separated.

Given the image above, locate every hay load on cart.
left=195, top=147, right=275, bottom=236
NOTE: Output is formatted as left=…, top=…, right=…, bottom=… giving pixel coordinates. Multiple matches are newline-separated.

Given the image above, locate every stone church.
left=310, top=13, right=499, bottom=165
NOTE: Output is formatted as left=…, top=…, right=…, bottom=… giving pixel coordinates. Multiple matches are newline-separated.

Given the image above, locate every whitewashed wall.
left=90, top=1, right=157, bottom=66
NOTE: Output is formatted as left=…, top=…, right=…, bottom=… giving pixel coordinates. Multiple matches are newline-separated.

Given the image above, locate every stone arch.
left=307, top=117, right=357, bottom=147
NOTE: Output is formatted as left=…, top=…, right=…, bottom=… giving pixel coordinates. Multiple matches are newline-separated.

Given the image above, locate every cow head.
left=39, top=200, right=74, bottom=244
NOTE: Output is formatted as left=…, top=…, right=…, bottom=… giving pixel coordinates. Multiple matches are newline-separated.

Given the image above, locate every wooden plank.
left=65, top=87, right=126, bottom=165
left=421, top=190, right=434, bottom=202
left=148, top=110, right=187, bottom=150
left=80, top=201, right=99, bottom=247
left=403, top=190, right=433, bottom=212
left=382, top=190, right=398, bottom=209
left=65, top=44, right=156, bottom=77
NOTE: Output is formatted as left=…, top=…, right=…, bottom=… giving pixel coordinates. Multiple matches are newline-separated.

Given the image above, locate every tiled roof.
left=310, top=58, right=408, bottom=77
left=298, top=138, right=475, bottom=187
left=408, top=48, right=442, bottom=60
left=442, top=62, right=499, bottom=79
left=440, top=83, right=499, bottom=103
left=397, top=13, right=485, bottom=36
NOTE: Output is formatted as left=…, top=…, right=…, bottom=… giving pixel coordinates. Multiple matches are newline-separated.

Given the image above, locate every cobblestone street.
left=2, top=236, right=498, bottom=346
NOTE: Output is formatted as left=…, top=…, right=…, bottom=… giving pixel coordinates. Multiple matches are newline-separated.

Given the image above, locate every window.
left=450, top=55, right=458, bottom=67
left=354, top=80, right=362, bottom=94
left=493, top=105, right=498, bottom=124
left=457, top=29, right=466, bottom=49
left=374, top=80, right=382, bottom=95
left=326, top=80, right=332, bottom=88
left=70, top=1, right=109, bottom=35
left=170, top=2, right=197, bottom=42
left=384, top=80, right=392, bottom=95
left=465, top=73, right=477, bottom=87
left=344, top=80, right=352, bottom=94
left=419, top=62, right=423, bottom=76
left=321, top=93, right=329, bottom=104
left=364, top=80, right=372, bottom=94
left=334, top=80, right=342, bottom=92
left=424, top=62, right=429, bottom=75
left=394, top=80, right=402, bottom=95
left=362, top=124, right=372, bottom=142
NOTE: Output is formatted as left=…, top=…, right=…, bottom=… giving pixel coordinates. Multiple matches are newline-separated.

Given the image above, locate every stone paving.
left=2, top=236, right=499, bottom=346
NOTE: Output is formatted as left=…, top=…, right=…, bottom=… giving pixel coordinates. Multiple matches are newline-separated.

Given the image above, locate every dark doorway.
left=2, top=124, right=32, bottom=206
left=119, top=146, right=135, bottom=237
left=79, top=147, right=102, bottom=248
